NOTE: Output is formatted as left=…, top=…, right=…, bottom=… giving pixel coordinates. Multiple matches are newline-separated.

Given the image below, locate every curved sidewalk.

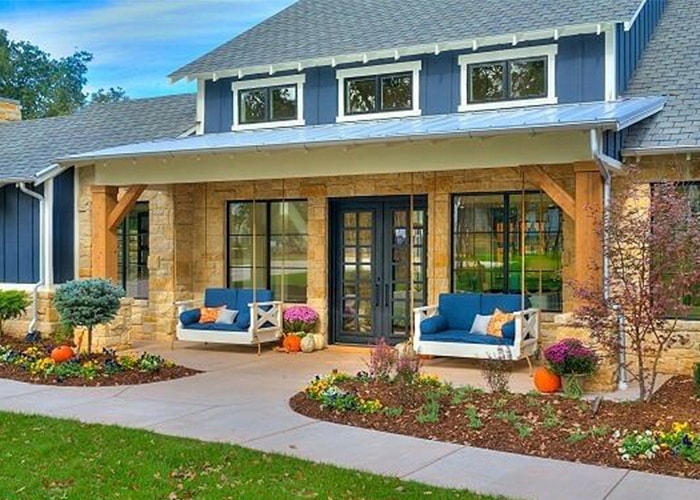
left=0, top=342, right=697, bottom=500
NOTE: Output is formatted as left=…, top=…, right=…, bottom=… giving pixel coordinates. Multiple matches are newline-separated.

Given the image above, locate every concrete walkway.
left=0, top=341, right=698, bottom=500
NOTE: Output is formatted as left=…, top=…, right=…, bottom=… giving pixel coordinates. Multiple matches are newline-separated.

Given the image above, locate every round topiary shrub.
left=53, top=279, right=125, bottom=353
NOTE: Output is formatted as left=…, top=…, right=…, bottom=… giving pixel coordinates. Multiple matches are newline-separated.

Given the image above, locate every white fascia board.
left=34, top=163, right=66, bottom=186
left=174, top=21, right=616, bottom=83
left=624, top=0, right=649, bottom=31
left=622, top=145, right=700, bottom=157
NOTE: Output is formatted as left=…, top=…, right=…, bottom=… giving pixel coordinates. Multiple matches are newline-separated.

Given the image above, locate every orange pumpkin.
left=533, top=366, right=561, bottom=393
left=51, top=345, right=74, bottom=364
left=283, top=334, right=302, bottom=353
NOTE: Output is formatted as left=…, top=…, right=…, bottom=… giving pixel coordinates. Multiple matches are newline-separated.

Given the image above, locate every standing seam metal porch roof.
left=60, top=97, right=665, bottom=163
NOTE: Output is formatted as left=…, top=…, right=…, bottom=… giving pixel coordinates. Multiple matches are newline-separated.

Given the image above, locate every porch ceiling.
left=60, top=97, right=664, bottom=165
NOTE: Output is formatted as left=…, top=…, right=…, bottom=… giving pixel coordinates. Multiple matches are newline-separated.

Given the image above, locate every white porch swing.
left=412, top=169, right=540, bottom=369
left=174, top=180, right=283, bottom=353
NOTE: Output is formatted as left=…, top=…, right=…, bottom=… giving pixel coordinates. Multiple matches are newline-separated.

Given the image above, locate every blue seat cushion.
left=205, top=288, right=238, bottom=310
left=422, top=330, right=514, bottom=346
left=438, top=293, right=480, bottom=330
left=234, top=289, right=273, bottom=330
left=420, top=315, right=448, bottom=335
left=480, top=293, right=530, bottom=315
left=184, top=322, right=248, bottom=332
left=179, top=308, right=200, bottom=326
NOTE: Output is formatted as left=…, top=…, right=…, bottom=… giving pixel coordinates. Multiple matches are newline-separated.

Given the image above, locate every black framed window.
left=468, top=56, right=547, bottom=104
left=227, top=200, right=308, bottom=302
left=117, top=202, right=149, bottom=299
left=238, top=84, right=298, bottom=125
left=452, top=192, right=563, bottom=311
left=345, top=72, right=413, bottom=115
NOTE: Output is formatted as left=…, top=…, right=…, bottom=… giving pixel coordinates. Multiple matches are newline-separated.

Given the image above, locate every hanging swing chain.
left=281, top=178, right=287, bottom=305
left=252, top=181, right=258, bottom=307
left=408, top=172, right=416, bottom=344
left=520, top=167, right=526, bottom=313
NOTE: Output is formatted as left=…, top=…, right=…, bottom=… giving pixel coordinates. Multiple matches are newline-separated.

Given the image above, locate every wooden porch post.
left=91, top=186, right=119, bottom=281
left=574, top=162, right=603, bottom=290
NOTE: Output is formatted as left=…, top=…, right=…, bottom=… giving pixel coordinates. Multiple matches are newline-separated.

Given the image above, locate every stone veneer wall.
left=72, top=158, right=700, bottom=384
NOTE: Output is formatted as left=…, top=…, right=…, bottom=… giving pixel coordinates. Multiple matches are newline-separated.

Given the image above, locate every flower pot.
left=561, top=374, right=587, bottom=398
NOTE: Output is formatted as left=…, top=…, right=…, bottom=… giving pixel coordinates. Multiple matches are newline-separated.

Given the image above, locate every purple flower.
left=544, top=338, right=598, bottom=376
left=283, top=305, right=319, bottom=332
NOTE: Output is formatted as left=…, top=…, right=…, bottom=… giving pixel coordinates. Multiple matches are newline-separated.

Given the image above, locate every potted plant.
left=544, top=338, right=598, bottom=398
left=283, top=305, right=322, bottom=352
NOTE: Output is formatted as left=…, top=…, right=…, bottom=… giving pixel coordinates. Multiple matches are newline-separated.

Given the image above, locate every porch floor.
left=0, top=340, right=694, bottom=499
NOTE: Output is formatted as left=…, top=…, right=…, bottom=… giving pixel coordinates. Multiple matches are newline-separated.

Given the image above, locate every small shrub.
left=615, top=430, right=660, bottom=461
left=450, top=385, right=481, bottom=406
left=384, top=406, right=403, bottom=418
left=514, top=422, right=533, bottom=438
left=395, top=349, right=422, bottom=384
left=416, top=399, right=440, bottom=424
left=566, top=427, right=588, bottom=444
left=464, top=405, right=482, bottom=429
left=138, top=352, right=166, bottom=373
left=366, top=338, right=397, bottom=380
left=494, top=410, right=519, bottom=424
left=541, top=404, right=563, bottom=429
left=0, top=290, right=31, bottom=337
left=53, top=279, right=125, bottom=353
left=480, top=347, right=512, bottom=393
left=693, top=363, right=700, bottom=397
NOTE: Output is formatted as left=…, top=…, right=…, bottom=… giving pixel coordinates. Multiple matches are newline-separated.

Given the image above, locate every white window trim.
left=458, top=45, right=558, bottom=112
left=231, top=74, right=306, bottom=131
left=336, top=61, right=422, bottom=122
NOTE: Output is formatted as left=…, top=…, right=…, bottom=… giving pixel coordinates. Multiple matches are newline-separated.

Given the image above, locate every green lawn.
left=0, top=412, right=501, bottom=500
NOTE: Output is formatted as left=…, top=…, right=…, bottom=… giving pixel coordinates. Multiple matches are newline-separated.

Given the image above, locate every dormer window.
left=231, top=75, right=305, bottom=130
left=336, top=61, right=422, bottom=122
left=458, top=46, right=557, bottom=111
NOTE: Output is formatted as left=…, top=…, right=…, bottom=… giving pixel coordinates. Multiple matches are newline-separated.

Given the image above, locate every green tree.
left=0, top=29, right=92, bottom=119
left=53, top=279, right=125, bottom=353
left=90, top=87, right=129, bottom=104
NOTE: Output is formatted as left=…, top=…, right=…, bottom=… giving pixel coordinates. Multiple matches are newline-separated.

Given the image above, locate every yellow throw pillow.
left=486, top=308, right=514, bottom=338
left=199, top=307, right=222, bottom=324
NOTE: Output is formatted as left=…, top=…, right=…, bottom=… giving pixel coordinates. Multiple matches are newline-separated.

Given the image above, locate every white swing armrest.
left=512, top=308, right=540, bottom=349
left=248, top=301, right=283, bottom=331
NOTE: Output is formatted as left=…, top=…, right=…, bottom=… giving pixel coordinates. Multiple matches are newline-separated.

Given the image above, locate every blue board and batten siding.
left=52, top=168, right=74, bottom=284
left=616, top=0, right=667, bottom=94
left=0, top=185, right=41, bottom=283
left=0, top=169, right=74, bottom=285
left=204, top=34, right=606, bottom=133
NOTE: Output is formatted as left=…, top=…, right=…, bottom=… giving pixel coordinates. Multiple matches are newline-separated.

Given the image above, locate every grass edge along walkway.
left=0, top=411, right=505, bottom=499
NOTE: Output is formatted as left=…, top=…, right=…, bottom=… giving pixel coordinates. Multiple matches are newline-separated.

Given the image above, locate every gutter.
left=590, top=130, right=628, bottom=390
left=16, top=183, right=45, bottom=340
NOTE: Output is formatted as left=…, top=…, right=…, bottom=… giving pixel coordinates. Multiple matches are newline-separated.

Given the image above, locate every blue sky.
left=0, top=0, right=296, bottom=98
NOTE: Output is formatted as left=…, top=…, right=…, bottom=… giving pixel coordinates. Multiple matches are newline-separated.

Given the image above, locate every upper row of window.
left=230, top=46, right=557, bottom=129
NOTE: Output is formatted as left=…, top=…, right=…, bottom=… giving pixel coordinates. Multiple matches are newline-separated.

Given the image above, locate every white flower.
left=621, top=454, right=630, bottom=461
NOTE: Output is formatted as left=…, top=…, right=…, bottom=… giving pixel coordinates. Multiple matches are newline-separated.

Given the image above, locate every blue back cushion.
left=205, top=288, right=238, bottom=310
left=480, top=294, right=530, bottom=315
left=235, top=289, right=273, bottom=329
left=438, top=293, right=480, bottom=330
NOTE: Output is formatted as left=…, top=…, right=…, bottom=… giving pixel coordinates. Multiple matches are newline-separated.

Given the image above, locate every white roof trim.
left=624, top=0, right=650, bottom=31
left=34, top=163, right=66, bottom=186
left=622, top=145, right=700, bottom=157
left=171, top=21, right=617, bottom=83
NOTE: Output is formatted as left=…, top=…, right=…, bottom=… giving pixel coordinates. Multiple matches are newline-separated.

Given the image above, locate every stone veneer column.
left=306, top=196, right=329, bottom=337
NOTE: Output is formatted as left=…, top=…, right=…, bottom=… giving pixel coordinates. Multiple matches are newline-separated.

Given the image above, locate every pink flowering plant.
left=544, top=338, right=598, bottom=376
left=283, top=305, right=318, bottom=333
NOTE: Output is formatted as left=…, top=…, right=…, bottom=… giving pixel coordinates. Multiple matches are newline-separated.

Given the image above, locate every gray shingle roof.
left=624, top=0, right=700, bottom=153
left=170, top=0, right=644, bottom=81
left=0, top=94, right=196, bottom=182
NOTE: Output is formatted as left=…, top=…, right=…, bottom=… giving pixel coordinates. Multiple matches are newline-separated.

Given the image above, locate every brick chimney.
left=0, top=97, right=22, bottom=122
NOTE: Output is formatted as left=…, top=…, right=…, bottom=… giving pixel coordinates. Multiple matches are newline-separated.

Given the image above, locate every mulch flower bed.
left=290, top=372, right=700, bottom=479
left=0, top=338, right=199, bottom=387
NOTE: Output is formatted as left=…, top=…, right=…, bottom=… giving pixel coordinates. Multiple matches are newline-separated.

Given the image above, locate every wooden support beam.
left=520, top=166, right=576, bottom=220
left=574, top=161, right=603, bottom=290
left=91, top=186, right=119, bottom=281
left=107, top=185, right=146, bottom=231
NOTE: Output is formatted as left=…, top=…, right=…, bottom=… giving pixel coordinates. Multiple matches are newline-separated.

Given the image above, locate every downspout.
left=590, top=130, right=628, bottom=390
left=16, top=182, right=44, bottom=339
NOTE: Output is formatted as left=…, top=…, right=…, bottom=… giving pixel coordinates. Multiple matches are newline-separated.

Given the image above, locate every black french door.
left=330, top=196, right=427, bottom=345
